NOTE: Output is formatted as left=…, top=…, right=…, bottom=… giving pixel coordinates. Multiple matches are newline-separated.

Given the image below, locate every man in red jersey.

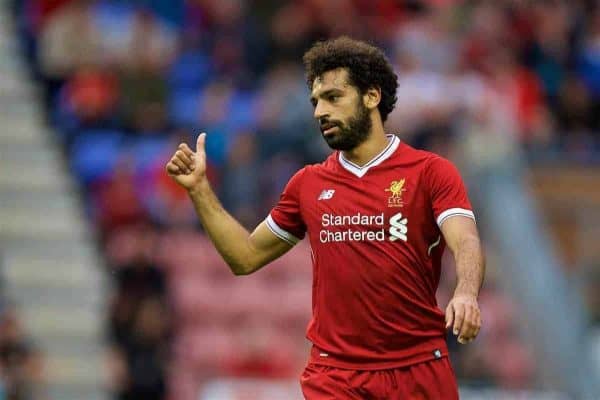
left=166, top=36, right=484, bottom=399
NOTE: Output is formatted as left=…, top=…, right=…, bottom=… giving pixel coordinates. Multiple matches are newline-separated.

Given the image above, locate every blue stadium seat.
left=168, top=89, right=200, bottom=127
left=168, top=50, right=213, bottom=91
left=70, top=129, right=124, bottom=185
left=126, top=135, right=169, bottom=173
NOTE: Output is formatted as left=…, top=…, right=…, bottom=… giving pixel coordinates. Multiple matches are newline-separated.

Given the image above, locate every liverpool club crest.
left=385, top=179, right=406, bottom=207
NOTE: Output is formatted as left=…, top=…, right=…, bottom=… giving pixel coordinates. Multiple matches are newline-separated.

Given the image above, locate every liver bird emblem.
left=386, top=179, right=406, bottom=198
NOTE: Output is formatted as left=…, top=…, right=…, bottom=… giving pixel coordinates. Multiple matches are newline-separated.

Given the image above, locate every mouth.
left=320, top=123, right=339, bottom=136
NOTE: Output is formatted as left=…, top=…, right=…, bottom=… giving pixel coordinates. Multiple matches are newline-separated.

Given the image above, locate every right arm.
left=166, top=133, right=294, bottom=275
left=188, top=180, right=293, bottom=275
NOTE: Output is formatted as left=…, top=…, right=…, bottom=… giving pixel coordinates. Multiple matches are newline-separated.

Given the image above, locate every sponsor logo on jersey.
left=318, top=189, right=335, bottom=200
left=389, top=212, right=408, bottom=242
left=319, top=212, right=408, bottom=243
left=385, top=179, right=406, bottom=207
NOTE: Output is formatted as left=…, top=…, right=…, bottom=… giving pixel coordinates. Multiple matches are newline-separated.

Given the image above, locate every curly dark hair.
left=302, top=36, right=398, bottom=123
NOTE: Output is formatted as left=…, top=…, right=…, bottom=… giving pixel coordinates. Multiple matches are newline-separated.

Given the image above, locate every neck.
left=341, top=121, right=389, bottom=166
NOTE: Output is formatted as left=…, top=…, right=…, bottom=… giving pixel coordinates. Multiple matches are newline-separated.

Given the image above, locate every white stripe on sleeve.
left=436, top=208, right=476, bottom=227
left=265, top=215, right=300, bottom=245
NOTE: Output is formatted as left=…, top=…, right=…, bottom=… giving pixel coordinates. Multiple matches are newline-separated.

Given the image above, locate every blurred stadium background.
left=0, top=0, right=599, bottom=399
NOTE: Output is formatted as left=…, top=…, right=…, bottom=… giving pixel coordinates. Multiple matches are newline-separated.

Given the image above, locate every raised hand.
left=165, top=133, right=208, bottom=191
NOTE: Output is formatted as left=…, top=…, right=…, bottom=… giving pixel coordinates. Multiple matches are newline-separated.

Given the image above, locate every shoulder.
left=395, top=143, right=462, bottom=184
left=424, top=153, right=461, bottom=177
left=396, top=141, right=442, bottom=168
left=286, top=166, right=309, bottom=188
left=286, top=156, right=330, bottom=188
left=420, top=152, right=466, bottom=191
left=303, top=152, right=339, bottom=175
left=284, top=152, right=337, bottom=189
left=399, top=143, right=458, bottom=173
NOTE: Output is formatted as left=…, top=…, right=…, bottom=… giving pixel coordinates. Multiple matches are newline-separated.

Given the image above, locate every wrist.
left=453, top=289, right=478, bottom=299
left=453, top=284, right=479, bottom=298
left=187, top=178, right=210, bottom=197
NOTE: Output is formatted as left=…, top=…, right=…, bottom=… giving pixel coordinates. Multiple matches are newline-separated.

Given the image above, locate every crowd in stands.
left=0, top=272, right=43, bottom=400
left=10, top=0, right=600, bottom=399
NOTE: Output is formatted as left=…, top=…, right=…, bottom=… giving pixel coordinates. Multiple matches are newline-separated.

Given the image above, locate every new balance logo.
left=318, top=189, right=335, bottom=200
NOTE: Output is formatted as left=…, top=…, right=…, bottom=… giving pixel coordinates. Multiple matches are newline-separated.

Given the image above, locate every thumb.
left=196, top=132, right=206, bottom=155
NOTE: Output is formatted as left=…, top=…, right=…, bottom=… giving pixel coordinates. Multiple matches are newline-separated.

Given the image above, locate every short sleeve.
left=425, top=156, right=475, bottom=227
left=265, top=168, right=307, bottom=245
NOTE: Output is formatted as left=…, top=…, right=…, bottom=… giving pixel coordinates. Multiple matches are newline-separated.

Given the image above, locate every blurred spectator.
left=525, top=0, right=572, bottom=102
left=584, top=265, right=600, bottom=325
left=576, top=8, right=600, bottom=130
left=394, top=3, right=458, bottom=73
left=55, top=66, right=120, bottom=138
left=526, top=105, right=559, bottom=156
left=105, top=222, right=171, bottom=400
left=268, top=2, right=320, bottom=64
left=117, top=7, right=177, bottom=72
left=91, top=157, right=148, bottom=237
left=119, top=71, right=168, bottom=134
left=108, top=297, right=171, bottom=400
left=36, top=0, right=103, bottom=113
left=220, top=132, right=262, bottom=227
left=37, top=0, right=103, bottom=80
left=556, top=75, right=593, bottom=132
left=0, top=309, right=43, bottom=400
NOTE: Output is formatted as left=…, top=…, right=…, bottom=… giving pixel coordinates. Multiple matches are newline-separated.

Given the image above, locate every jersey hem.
left=308, top=337, right=448, bottom=371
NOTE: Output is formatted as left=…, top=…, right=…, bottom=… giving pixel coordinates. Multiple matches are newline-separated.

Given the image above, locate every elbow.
left=231, top=268, right=251, bottom=276
left=227, top=243, right=266, bottom=276
left=229, top=260, right=259, bottom=276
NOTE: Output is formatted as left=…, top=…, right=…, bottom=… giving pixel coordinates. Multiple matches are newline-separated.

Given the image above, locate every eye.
left=327, top=95, right=339, bottom=102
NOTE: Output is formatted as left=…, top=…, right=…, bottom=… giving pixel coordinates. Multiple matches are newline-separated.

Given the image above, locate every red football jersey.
left=266, top=135, right=475, bottom=370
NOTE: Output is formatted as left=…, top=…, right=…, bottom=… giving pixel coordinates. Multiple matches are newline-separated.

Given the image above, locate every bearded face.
left=310, top=68, right=374, bottom=152
left=319, top=97, right=372, bottom=151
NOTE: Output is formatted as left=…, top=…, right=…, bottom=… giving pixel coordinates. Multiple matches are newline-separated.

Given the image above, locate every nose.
left=313, top=100, right=329, bottom=120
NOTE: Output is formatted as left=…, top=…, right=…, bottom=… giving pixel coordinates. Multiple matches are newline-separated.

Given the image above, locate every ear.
left=363, top=86, right=381, bottom=110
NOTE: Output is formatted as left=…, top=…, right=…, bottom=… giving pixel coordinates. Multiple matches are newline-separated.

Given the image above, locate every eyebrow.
left=310, top=89, right=343, bottom=105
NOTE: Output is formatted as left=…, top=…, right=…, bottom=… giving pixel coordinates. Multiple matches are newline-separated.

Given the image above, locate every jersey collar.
left=338, top=134, right=400, bottom=178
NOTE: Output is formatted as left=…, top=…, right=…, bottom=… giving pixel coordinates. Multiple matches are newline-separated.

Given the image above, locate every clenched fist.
left=165, top=133, right=207, bottom=191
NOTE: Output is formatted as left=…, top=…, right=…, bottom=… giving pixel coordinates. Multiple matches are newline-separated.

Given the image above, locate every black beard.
left=322, top=102, right=372, bottom=151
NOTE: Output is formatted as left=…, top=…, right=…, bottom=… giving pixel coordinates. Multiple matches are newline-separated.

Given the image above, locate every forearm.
left=453, top=235, right=485, bottom=297
left=188, top=180, right=256, bottom=275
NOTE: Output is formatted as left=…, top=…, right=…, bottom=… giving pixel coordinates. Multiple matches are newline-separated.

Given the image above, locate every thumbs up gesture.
left=165, top=133, right=208, bottom=191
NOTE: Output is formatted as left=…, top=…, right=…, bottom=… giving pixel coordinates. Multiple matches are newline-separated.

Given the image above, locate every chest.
left=301, top=167, right=430, bottom=232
